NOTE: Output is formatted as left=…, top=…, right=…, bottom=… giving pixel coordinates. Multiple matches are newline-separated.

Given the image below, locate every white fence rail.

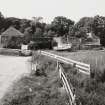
left=58, top=62, right=76, bottom=105
left=39, top=50, right=90, bottom=75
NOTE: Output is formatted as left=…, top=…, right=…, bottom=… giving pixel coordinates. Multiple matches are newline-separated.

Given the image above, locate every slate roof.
left=1, top=27, right=24, bottom=37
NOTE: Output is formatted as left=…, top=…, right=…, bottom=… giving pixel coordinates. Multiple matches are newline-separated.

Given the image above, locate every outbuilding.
left=0, top=27, right=24, bottom=48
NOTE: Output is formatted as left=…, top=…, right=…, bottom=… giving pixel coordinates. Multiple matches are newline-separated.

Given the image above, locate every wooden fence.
left=39, top=50, right=90, bottom=75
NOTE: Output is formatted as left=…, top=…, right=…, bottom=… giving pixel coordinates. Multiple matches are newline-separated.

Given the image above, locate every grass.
left=49, top=50, right=105, bottom=72
left=31, top=51, right=105, bottom=104
left=0, top=48, right=19, bottom=56
left=1, top=50, right=105, bottom=105
left=1, top=53, right=69, bottom=105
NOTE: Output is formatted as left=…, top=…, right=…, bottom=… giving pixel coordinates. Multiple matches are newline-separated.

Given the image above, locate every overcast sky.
left=0, top=0, right=105, bottom=23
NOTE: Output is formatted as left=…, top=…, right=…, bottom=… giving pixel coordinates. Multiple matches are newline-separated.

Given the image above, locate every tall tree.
left=34, top=27, right=43, bottom=38
left=20, top=19, right=31, bottom=33
left=4, top=17, right=21, bottom=30
left=76, top=17, right=94, bottom=32
left=0, top=12, right=5, bottom=33
left=92, top=15, right=105, bottom=46
left=30, top=17, right=43, bottom=33
left=44, top=24, right=56, bottom=37
left=51, top=16, right=74, bottom=36
left=71, top=17, right=94, bottom=38
left=23, top=27, right=33, bottom=44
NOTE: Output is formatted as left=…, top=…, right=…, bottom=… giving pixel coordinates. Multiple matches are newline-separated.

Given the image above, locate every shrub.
left=5, top=37, right=23, bottom=49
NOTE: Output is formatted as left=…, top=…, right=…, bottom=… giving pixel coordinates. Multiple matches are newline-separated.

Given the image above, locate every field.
left=49, top=50, right=105, bottom=72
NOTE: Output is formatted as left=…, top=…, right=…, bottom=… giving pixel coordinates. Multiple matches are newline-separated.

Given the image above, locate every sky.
left=0, top=0, right=105, bottom=23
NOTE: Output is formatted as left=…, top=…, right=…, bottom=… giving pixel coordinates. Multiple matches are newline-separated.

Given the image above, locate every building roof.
left=1, top=27, right=24, bottom=37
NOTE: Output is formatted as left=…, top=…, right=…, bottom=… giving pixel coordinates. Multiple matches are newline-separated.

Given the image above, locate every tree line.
left=0, top=11, right=105, bottom=46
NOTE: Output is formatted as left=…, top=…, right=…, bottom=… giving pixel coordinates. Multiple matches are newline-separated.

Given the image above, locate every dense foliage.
left=0, top=11, right=105, bottom=46
left=92, top=15, right=105, bottom=46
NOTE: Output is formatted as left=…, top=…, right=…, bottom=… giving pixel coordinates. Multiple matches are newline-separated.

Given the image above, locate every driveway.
left=0, top=55, right=31, bottom=99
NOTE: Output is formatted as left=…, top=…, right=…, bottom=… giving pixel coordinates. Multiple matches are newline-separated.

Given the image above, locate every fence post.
left=57, top=62, right=76, bottom=105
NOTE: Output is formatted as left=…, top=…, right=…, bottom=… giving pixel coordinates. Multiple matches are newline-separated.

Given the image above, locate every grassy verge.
left=1, top=51, right=105, bottom=105
left=0, top=48, right=19, bottom=56
left=1, top=53, right=69, bottom=105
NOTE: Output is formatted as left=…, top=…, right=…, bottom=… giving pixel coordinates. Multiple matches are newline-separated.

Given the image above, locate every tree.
left=30, top=17, right=43, bottom=33
left=76, top=17, right=94, bottom=32
left=44, top=24, right=56, bottom=37
left=92, top=15, right=105, bottom=46
left=69, top=25, right=75, bottom=37
left=23, top=27, right=33, bottom=44
left=71, top=17, right=94, bottom=38
left=20, top=19, right=31, bottom=33
left=51, top=16, right=74, bottom=36
left=45, top=24, right=55, bottom=32
left=34, top=27, right=43, bottom=38
left=47, top=30, right=56, bottom=37
left=0, top=12, right=5, bottom=33
left=4, top=17, right=21, bottom=31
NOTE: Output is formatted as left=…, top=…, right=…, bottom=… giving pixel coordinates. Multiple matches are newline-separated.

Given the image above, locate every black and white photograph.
left=0, top=0, right=105, bottom=105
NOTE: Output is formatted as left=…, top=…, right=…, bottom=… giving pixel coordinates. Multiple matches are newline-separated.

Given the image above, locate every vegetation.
left=49, top=50, right=105, bottom=72
left=92, top=15, right=105, bottom=46
left=0, top=10, right=105, bottom=105
left=69, top=17, right=94, bottom=38
left=0, top=11, right=105, bottom=47
left=6, top=37, right=23, bottom=49
left=0, top=48, right=19, bottom=56
left=1, top=54, right=69, bottom=105
left=1, top=52, right=105, bottom=105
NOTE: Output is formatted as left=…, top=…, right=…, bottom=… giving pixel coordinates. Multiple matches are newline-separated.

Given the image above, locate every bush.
left=5, top=37, right=23, bottom=49
left=52, top=40, right=58, bottom=47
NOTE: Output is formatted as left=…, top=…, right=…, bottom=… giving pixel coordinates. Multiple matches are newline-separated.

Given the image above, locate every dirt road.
left=0, top=55, right=31, bottom=99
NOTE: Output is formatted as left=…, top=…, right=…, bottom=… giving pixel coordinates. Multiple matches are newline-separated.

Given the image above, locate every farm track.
left=0, top=55, right=31, bottom=100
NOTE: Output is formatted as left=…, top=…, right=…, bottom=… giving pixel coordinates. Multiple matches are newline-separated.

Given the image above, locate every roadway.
left=0, top=55, right=31, bottom=100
